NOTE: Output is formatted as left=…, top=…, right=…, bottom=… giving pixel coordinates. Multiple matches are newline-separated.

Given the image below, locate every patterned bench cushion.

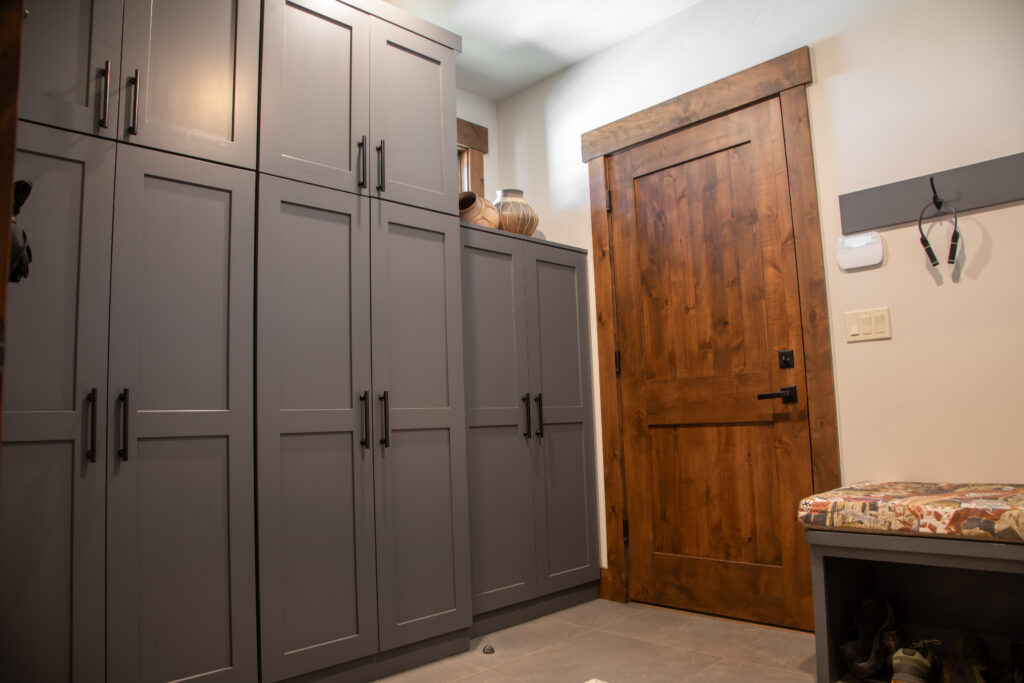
left=797, top=482, right=1024, bottom=543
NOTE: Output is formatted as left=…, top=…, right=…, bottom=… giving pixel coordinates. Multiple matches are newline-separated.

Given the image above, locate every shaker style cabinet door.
left=105, top=145, right=258, bottom=683
left=0, top=123, right=114, bottom=683
left=460, top=229, right=538, bottom=615
left=256, top=175, right=379, bottom=681
left=369, top=20, right=457, bottom=215
left=119, top=0, right=259, bottom=167
left=18, top=0, right=124, bottom=138
left=260, top=0, right=370, bottom=193
left=371, top=202, right=471, bottom=650
left=524, top=244, right=600, bottom=596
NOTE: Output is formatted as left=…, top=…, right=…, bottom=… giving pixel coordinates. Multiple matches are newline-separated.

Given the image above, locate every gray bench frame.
left=806, top=529, right=1024, bottom=682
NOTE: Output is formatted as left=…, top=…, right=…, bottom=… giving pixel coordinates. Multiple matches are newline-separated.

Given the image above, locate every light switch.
left=844, top=307, right=892, bottom=342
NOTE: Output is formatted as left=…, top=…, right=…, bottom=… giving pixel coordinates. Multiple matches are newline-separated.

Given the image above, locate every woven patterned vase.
left=494, top=189, right=539, bottom=236
left=458, top=191, right=499, bottom=229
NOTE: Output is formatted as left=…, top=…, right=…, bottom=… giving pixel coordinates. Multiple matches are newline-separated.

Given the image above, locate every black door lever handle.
left=757, top=386, right=798, bottom=404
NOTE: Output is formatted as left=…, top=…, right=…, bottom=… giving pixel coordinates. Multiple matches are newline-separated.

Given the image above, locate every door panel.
left=19, top=0, right=123, bottom=137
left=608, top=98, right=814, bottom=628
left=260, top=0, right=370, bottom=192
left=120, top=0, right=258, bottom=167
left=1, top=124, right=113, bottom=683
left=107, top=145, right=257, bottom=682
left=461, top=229, right=536, bottom=613
left=369, top=20, right=457, bottom=214
left=256, top=175, right=377, bottom=680
left=372, top=201, right=470, bottom=650
left=525, top=244, right=600, bottom=595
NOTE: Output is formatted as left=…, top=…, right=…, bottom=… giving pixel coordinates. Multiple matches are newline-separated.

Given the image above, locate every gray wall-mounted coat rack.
left=839, top=152, right=1024, bottom=235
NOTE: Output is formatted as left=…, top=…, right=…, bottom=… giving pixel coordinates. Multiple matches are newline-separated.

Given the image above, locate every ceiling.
left=385, top=0, right=703, bottom=101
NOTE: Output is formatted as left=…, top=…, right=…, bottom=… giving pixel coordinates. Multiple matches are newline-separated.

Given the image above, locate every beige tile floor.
left=376, top=599, right=816, bottom=682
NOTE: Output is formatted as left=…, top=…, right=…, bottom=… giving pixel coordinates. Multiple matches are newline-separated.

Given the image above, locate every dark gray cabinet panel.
left=256, top=175, right=379, bottom=681
left=18, top=0, right=124, bottom=137
left=460, top=228, right=600, bottom=616
left=260, top=0, right=370, bottom=192
left=461, top=229, right=537, bottom=615
left=525, top=243, right=600, bottom=595
left=105, top=145, right=257, bottom=683
left=1, top=124, right=114, bottom=683
left=372, top=202, right=471, bottom=650
left=370, top=21, right=457, bottom=215
left=120, top=0, right=259, bottom=167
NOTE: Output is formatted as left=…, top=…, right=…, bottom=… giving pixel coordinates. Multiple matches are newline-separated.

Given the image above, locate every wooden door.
left=106, top=145, right=258, bottom=682
left=259, top=0, right=370, bottom=193
left=461, top=228, right=537, bottom=614
left=524, top=243, right=600, bottom=596
left=256, top=176, right=378, bottom=680
left=370, top=201, right=471, bottom=650
left=369, top=19, right=457, bottom=215
left=0, top=123, right=114, bottom=683
left=18, top=0, right=123, bottom=138
left=608, top=98, right=814, bottom=629
left=120, top=0, right=258, bottom=167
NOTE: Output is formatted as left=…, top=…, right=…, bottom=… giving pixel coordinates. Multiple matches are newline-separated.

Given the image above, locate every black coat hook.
left=929, top=176, right=943, bottom=210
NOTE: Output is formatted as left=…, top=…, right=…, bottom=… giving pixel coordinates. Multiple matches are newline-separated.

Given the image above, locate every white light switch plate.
left=844, top=307, right=892, bottom=342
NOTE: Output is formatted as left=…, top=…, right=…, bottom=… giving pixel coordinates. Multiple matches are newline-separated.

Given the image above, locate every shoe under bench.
left=806, top=529, right=1024, bottom=682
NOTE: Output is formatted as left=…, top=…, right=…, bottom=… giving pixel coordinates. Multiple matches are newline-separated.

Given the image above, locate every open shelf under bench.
left=806, top=529, right=1024, bottom=682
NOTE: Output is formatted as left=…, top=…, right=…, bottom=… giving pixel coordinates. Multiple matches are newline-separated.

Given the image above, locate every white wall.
left=455, top=88, right=501, bottom=202
left=492, top=0, right=1024, bottom=562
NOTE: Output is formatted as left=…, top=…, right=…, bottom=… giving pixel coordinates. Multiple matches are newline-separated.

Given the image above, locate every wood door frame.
left=583, top=47, right=840, bottom=602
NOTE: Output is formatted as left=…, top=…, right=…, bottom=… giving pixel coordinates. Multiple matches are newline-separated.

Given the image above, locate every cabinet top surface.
left=461, top=223, right=589, bottom=255
left=343, top=0, right=462, bottom=52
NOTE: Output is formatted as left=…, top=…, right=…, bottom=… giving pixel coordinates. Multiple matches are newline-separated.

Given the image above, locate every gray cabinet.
left=18, top=0, right=124, bottom=138
left=256, top=183, right=471, bottom=678
left=1, top=122, right=114, bottom=683
left=18, top=0, right=259, bottom=167
left=256, top=175, right=379, bottom=681
left=259, top=0, right=458, bottom=214
left=461, top=227, right=599, bottom=616
left=105, top=145, right=258, bottom=683
left=371, top=202, right=471, bottom=650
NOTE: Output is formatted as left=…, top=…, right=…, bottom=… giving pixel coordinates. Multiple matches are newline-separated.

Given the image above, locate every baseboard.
left=470, top=582, right=600, bottom=638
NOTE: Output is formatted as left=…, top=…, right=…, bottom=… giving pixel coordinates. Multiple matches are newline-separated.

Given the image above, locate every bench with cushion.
left=798, top=482, right=1024, bottom=682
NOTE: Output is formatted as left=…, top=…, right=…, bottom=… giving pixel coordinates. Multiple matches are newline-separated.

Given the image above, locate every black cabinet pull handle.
left=534, top=393, right=544, bottom=438
left=359, top=391, right=369, bottom=447
left=98, top=60, right=110, bottom=128
left=357, top=136, right=367, bottom=188
left=85, top=388, right=98, bottom=463
left=117, top=388, right=129, bottom=460
left=127, top=69, right=140, bottom=135
left=375, top=140, right=385, bottom=192
left=379, top=390, right=390, bottom=448
left=522, top=394, right=531, bottom=439
left=756, top=386, right=798, bottom=404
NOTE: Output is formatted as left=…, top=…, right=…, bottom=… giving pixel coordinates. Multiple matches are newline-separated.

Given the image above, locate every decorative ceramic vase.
left=458, top=191, right=500, bottom=229
left=494, top=189, right=539, bottom=236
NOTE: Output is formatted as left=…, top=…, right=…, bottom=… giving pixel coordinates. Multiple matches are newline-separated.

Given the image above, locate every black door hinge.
left=605, top=189, right=611, bottom=212
left=622, top=518, right=629, bottom=546
left=614, top=350, right=621, bottom=375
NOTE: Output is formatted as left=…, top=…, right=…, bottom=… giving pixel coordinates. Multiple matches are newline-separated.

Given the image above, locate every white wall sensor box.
left=836, top=231, right=883, bottom=270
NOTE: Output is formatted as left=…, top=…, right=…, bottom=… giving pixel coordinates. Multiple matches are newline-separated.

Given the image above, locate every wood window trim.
left=457, top=117, right=488, bottom=198
left=584, top=46, right=840, bottom=603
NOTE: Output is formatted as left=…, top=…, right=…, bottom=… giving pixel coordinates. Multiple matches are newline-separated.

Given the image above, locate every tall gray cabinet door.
left=460, top=228, right=537, bottom=615
left=524, top=244, right=600, bottom=596
left=119, top=0, right=259, bottom=167
left=18, top=0, right=123, bottom=137
left=256, top=175, right=378, bottom=681
left=105, top=145, right=258, bottom=683
left=260, top=0, right=370, bottom=193
left=371, top=201, right=471, bottom=650
left=0, top=124, right=113, bottom=683
left=369, top=20, right=457, bottom=215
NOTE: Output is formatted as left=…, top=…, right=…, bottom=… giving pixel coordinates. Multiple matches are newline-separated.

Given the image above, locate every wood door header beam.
left=580, top=47, right=811, bottom=162
left=457, top=118, right=489, bottom=154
